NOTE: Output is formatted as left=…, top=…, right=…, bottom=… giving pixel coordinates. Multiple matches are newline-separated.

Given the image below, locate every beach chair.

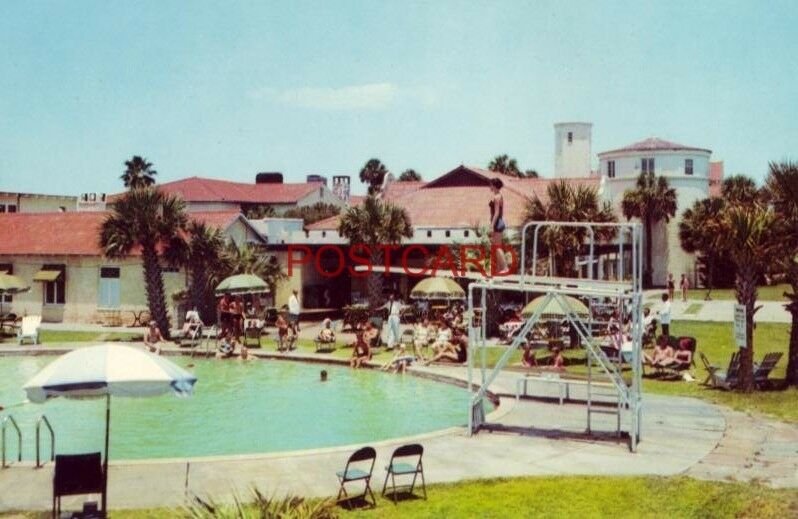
left=382, top=443, right=426, bottom=504
left=178, top=311, right=204, bottom=349
left=336, top=446, right=377, bottom=509
left=753, top=352, right=783, bottom=389
left=699, top=351, right=720, bottom=385
left=708, top=351, right=741, bottom=390
left=17, top=315, right=41, bottom=345
left=314, top=325, right=337, bottom=353
left=243, top=319, right=264, bottom=348
left=53, top=452, right=105, bottom=518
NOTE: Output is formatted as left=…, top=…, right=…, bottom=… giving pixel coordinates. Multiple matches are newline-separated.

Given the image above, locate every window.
left=41, top=264, right=66, bottom=305
left=464, top=230, right=470, bottom=238
left=641, top=158, right=655, bottom=174
left=322, top=231, right=327, bottom=238
left=426, top=230, right=432, bottom=238
left=8, top=205, right=16, bottom=213
left=98, top=267, right=121, bottom=309
left=445, top=230, right=451, bottom=238
left=0, top=263, right=12, bottom=304
left=567, top=132, right=573, bottom=143
left=0, top=205, right=5, bottom=213
left=607, top=161, right=616, bottom=178
left=685, top=159, right=694, bottom=176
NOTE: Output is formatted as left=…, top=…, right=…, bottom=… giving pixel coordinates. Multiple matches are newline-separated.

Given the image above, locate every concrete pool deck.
left=0, top=343, right=797, bottom=512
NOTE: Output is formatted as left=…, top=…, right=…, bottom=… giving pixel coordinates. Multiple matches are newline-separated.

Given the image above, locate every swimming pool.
left=0, top=355, right=478, bottom=461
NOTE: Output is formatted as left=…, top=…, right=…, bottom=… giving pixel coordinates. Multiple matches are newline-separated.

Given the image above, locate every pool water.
left=0, top=355, right=477, bottom=461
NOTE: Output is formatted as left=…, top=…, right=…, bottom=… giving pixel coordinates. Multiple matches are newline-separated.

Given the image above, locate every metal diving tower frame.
left=466, top=221, right=644, bottom=451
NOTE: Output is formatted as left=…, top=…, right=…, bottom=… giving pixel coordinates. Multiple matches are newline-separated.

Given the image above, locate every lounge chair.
left=178, top=311, right=204, bottom=349
left=314, top=326, right=337, bottom=353
left=53, top=452, right=105, bottom=518
left=656, top=336, right=697, bottom=380
left=708, top=351, right=741, bottom=390
left=243, top=319, right=264, bottom=348
left=382, top=443, right=426, bottom=504
left=754, top=352, right=783, bottom=389
left=699, top=351, right=720, bottom=385
left=17, top=315, right=41, bottom=345
left=336, top=446, right=377, bottom=509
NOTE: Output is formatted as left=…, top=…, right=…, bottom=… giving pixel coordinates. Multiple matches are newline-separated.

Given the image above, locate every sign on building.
left=734, top=304, right=747, bottom=348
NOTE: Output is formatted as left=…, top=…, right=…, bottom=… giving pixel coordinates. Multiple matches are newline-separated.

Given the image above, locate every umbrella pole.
left=102, top=393, right=110, bottom=513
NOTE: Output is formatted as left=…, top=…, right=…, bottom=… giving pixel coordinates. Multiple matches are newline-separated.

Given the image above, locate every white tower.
left=554, top=122, right=592, bottom=178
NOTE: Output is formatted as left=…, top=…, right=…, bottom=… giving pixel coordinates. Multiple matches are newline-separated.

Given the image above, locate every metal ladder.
left=36, top=415, right=55, bottom=467
left=1, top=415, right=21, bottom=468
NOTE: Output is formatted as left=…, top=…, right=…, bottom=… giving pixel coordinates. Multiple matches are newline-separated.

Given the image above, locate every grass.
left=0, top=330, right=143, bottom=344
left=647, top=283, right=792, bottom=302
left=6, top=476, right=796, bottom=518
left=683, top=303, right=703, bottom=315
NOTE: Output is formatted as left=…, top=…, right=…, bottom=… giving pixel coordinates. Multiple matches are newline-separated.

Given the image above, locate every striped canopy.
left=410, top=276, right=465, bottom=300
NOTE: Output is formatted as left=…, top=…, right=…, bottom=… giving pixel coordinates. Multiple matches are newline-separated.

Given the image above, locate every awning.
left=33, top=269, right=63, bottom=282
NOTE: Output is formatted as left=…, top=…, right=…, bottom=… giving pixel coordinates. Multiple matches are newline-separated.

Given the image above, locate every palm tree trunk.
left=736, top=264, right=757, bottom=392
left=644, top=216, right=653, bottom=288
left=367, top=249, right=383, bottom=310
left=786, top=272, right=798, bottom=387
left=142, top=243, right=171, bottom=339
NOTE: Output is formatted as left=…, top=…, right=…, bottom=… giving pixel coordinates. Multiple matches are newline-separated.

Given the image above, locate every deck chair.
left=314, top=326, right=337, bottom=353
left=17, top=315, right=41, bottom=345
left=382, top=443, right=426, bottom=504
left=754, top=352, right=783, bottom=389
left=178, top=311, right=204, bottom=349
left=699, top=351, right=720, bottom=385
left=336, top=446, right=377, bottom=509
left=709, top=351, right=741, bottom=390
left=243, top=319, right=264, bottom=348
left=53, top=452, right=105, bottom=518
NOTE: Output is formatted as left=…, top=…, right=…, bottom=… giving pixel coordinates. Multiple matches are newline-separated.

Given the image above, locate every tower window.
left=426, top=230, right=432, bottom=238
left=567, top=132, right=573, bottom=143
left=685, top=159, right=694, bottom=176
left=641, top=158, right=655, bottom=174
left=607, top=161, right=616, bottom=179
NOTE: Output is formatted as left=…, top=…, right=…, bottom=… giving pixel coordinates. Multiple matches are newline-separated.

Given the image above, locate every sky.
left=1, top=1, right=796, bottom=197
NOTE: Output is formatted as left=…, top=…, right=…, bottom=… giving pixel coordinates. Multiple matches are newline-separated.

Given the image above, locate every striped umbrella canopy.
left=410, top=276, right=465, bottom=301
left=214, top=273, right=269, bottom=295
left=522, top=294, right=590, bottom=318
left=23, top=344, right=197, bottom=511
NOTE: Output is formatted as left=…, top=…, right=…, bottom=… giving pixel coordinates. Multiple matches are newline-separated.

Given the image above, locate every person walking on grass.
left=658, top=293, right=671, bottom=338
left=288, top=289, right=301, bottom=335
left=667, top=273, right=675, bottom=302
left=384, top=292, right=403, bottom=351
left=680, top=273, right=690, bottom=302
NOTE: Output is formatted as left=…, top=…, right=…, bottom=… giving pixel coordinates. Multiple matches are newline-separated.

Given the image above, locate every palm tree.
left=359, top=158, right=389, bottom=195
left=398, top=169, right=422, bottom=182
left=487, top=154, right=522, bottom=177
left=338, top=196, right=413, bottom=308
left=524, top=181, right=617, bottom=276
left=718, top=204, right=779, bottom=392
left=765, top=161, right=798, bottom=386
left=679, top=197, right=726, bottom=300
left=121, top=155, right=158, bottom=189
left=223, top=243, right=287, bottom=295
left=185, top=222, right=229, bottom=324
left=722, top=174, right=760, bottom=205
left=100, top=188, right=188, bottom=338
left=621, top=171, right=678, bottom=287
left=282, top=202, right=341, bottom=225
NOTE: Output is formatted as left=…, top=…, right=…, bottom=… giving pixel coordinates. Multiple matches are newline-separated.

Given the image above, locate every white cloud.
left=275, top=82, right=398, bottom=111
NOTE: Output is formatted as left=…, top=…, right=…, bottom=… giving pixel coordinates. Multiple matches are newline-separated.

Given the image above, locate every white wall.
left=554, top=123, right=592, bottom=178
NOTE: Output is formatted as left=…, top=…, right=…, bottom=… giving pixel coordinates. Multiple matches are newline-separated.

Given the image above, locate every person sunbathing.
left=144, top=321, right=164, bottom=355
left=317, top=318, right=335, bottom=343
left=644, top=336, right=674, bottom=367
left=521, top=343, right=537, bottom=368
left=426, top=331, right=468, bottom=364
left=659, top=339, right=692, bottom=368
left=350, top=332, right=371, bottom=369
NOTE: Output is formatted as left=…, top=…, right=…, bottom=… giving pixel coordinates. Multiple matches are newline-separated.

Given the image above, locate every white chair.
left=17, top=315, right=42, bottom=345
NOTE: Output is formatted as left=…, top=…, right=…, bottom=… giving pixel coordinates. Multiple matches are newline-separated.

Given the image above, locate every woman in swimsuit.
left=489, top=177, right=508, bottom=274
left=144, top=320, right=164, bottom=355
left=350, top=332, right=371, bottom=369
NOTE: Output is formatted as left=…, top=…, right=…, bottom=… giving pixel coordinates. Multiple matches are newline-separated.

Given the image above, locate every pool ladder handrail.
left=36, top=414, right=55, bottom=468
left=1, top=414, right=22, bottom=468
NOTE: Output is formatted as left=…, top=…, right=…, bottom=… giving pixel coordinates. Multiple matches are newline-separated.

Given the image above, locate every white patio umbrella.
left=23, top=344, right=197, bottom=512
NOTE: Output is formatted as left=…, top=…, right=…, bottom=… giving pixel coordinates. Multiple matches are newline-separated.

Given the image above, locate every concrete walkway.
left=1, top=342, right=797, bottom=512
left=644, top=291, right=791, bottom=323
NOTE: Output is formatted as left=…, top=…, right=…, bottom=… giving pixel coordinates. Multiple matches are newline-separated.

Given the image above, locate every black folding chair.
left=382, top=443, right=426, bottom=503
left=53, top=452, right=105, bottom=518
left=336, top=446, right=377, bottom=509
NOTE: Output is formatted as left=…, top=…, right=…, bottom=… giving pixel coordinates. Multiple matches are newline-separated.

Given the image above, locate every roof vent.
left=256, top=172, right=283, bottom=184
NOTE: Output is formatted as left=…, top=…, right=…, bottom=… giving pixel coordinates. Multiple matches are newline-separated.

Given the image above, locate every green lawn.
left=646, top=283, right=792, bottom=302
left=683, top=303, right=703, bottom=315
left=467, top=320, right=797, bottom=422
left=9, top=476, right=795, bottom=518
left=0, top=330, right=143, bottom=344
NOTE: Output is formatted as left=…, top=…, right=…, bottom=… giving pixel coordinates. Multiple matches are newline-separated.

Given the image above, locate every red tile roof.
left=0, top=210, right=252, bottom=256
left=598, top=137, right=711, bottom=156
left=307, top=165, right=601, bottom=230
left=108, top=177, right=324, bottom=204
left=383, top=180, right=426, bottom=200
